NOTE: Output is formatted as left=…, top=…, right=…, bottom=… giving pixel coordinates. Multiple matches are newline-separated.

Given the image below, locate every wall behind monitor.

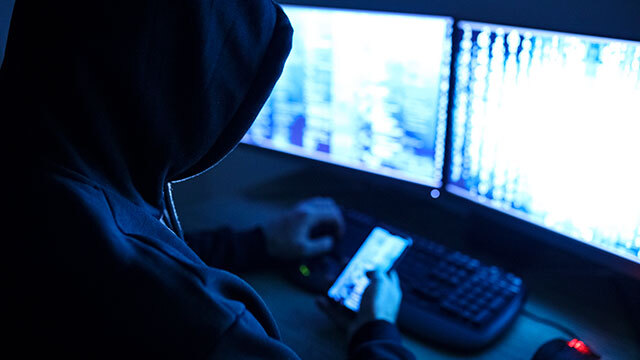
left=1, top=1, right=638, bottom=66
left=283, top=0, right=640, bottom=42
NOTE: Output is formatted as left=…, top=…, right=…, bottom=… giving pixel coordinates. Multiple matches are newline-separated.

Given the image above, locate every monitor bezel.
left=242, top=4, right=454, bottom=190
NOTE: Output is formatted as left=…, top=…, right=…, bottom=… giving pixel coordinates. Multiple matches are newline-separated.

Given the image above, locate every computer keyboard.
left=340, top=207, right=526, bottom=350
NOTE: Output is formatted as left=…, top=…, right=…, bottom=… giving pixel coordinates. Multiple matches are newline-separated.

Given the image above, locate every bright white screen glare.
left=328, top=227, right=412, bottom=311
left=242, top=5, right=452, bottom=187
left=447, top=22, right=640, bottom=263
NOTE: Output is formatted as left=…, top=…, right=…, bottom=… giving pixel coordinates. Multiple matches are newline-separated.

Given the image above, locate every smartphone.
left=327, top=226, right=412, bottom=313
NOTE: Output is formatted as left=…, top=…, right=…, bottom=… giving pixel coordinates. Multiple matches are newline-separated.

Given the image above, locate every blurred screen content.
left=243, top=6, right=452, bottom=187
left=447, top=21, right=640, bottom=262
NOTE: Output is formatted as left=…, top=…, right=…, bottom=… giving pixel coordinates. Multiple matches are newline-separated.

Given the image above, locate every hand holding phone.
left=357, top=269, right=403, bottom=325
left=316, top=267, right=404, bottom=337
left=327, top=226, right=412, bottom=313
left=318, top=227, right=410, bottom=335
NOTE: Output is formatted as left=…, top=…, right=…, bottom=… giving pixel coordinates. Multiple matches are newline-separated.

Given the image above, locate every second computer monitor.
left=242, top=5, right=453, bottom=187
left=448, top=21, right=640, bottom=263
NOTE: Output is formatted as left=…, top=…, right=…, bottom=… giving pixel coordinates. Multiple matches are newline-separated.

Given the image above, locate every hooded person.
left=1, top=0, right=415, bottom=358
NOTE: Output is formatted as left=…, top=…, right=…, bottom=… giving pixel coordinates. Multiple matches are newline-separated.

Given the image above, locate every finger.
left=365, top=269, right=384, bottom=288
left=302, top=203, right=345, bottom=234
left=305, top=196, right=337, bottom=207
left=389, top=270, right=400, bottom=286
left=366, top=269, right=383, bottom=279
left=389, top=270, right=403, bottom=301
left=301, top=235, right=333, bottom=256
left=299, top=197, right=338, bottom=214
left=361, top=271, right=379, bottom=303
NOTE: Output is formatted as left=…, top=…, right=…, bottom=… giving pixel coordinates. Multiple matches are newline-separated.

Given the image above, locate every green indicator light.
left=299, top=264, right=310, bottom=277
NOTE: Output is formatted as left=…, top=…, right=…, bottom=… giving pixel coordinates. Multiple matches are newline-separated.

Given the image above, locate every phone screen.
left=327, top=226, right=412, bottom=312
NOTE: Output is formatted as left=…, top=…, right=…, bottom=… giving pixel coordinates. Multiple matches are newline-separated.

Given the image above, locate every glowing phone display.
left=327, top=227, right=412, bottom=311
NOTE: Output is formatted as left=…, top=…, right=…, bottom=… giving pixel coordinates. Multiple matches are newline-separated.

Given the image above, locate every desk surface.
left=173, top=145, right=639, bottom=360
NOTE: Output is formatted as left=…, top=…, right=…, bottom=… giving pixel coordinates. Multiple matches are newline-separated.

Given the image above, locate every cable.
left=521, top=308, right=601, bottom=358
left=521, top=308, right=580, bottom=339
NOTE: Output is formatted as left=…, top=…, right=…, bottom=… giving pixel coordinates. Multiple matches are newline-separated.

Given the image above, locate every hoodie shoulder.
left=14, top=166, right=285, bottom=358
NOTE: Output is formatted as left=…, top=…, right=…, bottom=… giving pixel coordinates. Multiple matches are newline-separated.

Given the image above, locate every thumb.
left=389, top=270, right=400, bottom=285
left=366, top=269, right=384, bottom=282
left=302, top=235, right=333, bottom=256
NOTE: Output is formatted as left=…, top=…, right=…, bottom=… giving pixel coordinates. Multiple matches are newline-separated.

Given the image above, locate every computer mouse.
left=532, top=338, right=600, bottom=360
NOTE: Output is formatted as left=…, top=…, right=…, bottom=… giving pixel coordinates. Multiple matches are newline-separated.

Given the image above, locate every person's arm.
left=185, top=197, right=345, bottom=273
left=211, top=308, right=301, bottom=359
left=348, top=320, right=415, bottom=359
left=185, top=226, right=271, bottom=273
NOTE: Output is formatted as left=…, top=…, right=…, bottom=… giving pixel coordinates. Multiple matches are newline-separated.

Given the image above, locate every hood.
left=0, top=0, right=292, bottom=212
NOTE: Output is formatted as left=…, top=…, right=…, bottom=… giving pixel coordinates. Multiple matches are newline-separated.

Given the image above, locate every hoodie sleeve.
left=185, top=227, right=273, bottom=272
left=348, top=320, right=416, bottom=360
left=211, top=308, right=300, bottom=359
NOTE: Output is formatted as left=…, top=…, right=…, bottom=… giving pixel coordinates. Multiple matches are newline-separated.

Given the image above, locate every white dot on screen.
left=430, top=189, right=441, bottom=199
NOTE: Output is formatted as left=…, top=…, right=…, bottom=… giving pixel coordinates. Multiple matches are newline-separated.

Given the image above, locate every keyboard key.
left=441, top=300, right=464, bottom=316
left=505, top=272, right=520, bottom=283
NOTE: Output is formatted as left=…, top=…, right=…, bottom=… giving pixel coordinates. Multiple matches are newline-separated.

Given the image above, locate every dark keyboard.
left=341, top=207, right=526, bottom=350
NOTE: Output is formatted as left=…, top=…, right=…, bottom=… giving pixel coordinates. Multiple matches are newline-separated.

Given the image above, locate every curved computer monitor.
left=446, top=20, right=640, bottom=276
left=242, top=5, right=453, bottom=188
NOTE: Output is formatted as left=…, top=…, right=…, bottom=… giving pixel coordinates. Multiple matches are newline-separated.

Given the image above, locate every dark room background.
left=2, top=0, right=639, bottom=67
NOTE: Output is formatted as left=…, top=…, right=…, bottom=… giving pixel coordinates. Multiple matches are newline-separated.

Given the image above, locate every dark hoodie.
left=2, top=1, right=414, bottom=358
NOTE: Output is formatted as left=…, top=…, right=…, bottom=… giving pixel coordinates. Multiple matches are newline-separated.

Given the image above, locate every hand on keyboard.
left=263, top=197, right=345, bottom=260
